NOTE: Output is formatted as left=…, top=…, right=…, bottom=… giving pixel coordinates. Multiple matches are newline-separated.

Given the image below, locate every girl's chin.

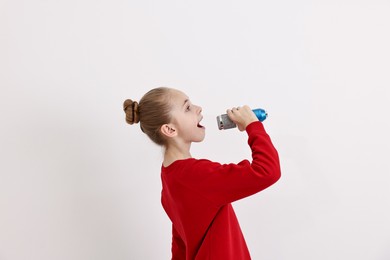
left=195, top=133, right=206, bottom=142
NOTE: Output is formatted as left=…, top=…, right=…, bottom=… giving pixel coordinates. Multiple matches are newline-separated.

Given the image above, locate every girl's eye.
left=186, top=105, right=191, bottom=111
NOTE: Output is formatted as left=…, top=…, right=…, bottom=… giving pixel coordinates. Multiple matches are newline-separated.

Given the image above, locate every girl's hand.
left=226, top=105, right=258, bottom=131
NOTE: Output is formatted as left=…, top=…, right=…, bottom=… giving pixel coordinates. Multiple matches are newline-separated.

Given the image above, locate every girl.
left=123, top=87, right=281, bottom=260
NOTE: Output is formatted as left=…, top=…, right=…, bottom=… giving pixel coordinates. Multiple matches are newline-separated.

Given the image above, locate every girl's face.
left=168, top=89, right=205, bottom=144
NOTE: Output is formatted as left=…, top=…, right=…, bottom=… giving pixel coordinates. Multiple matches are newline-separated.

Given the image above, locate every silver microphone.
left=216, top=108, right=268, bottom=130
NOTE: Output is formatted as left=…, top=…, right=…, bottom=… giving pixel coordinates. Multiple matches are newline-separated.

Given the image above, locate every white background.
left=1, top=0, right=390, bottom=259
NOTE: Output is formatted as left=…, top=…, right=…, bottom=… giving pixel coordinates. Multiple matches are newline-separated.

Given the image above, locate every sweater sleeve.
left=177, top=121, right=281, bottom=207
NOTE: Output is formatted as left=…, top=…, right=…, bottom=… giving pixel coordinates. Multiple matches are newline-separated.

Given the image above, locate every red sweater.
left=161, top=121, right=281, bottom=259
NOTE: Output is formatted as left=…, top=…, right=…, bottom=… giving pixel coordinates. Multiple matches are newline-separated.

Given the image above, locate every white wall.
left=1, top=0, right=389, bottom=259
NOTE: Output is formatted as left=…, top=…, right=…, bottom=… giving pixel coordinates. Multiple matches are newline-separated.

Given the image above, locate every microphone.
left=216, top=108, right=268, bottom=130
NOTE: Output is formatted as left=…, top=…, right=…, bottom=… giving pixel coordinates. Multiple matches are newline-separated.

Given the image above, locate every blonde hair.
left=123, top=87, right=172, bottom=146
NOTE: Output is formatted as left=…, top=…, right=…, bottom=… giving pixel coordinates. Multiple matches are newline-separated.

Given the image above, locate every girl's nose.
left=197, top=106, right=202, bottom=114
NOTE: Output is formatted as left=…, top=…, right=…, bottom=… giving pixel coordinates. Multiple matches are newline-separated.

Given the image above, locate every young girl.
left=123, top=87, right=281, bottom=260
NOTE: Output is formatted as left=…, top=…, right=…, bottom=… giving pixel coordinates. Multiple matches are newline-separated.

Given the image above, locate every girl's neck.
left=163, top=144, right=192, bottom=167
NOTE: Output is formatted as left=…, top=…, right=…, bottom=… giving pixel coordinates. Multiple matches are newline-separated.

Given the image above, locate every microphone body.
left=216, top=108, right=268, bottom=130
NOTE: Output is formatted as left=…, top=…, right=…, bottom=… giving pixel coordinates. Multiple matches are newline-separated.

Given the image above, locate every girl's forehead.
left=170, top=89, right=190, bottom=104
left=171, top=89, right=188, bottom=98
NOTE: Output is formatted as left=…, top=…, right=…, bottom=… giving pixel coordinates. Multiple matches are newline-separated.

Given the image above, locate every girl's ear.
left=160, top=124, right=177, bottom=138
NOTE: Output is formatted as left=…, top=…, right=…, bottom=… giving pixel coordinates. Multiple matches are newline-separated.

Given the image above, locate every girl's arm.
left=174, top=120, right=281, bottom=207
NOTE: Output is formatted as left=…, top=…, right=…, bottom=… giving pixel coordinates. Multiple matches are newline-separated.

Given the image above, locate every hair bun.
left=123, top=99, right=140, bottom=125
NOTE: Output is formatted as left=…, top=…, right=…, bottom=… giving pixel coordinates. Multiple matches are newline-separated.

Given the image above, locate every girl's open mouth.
left=197, top=118, right=205, bottom=129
